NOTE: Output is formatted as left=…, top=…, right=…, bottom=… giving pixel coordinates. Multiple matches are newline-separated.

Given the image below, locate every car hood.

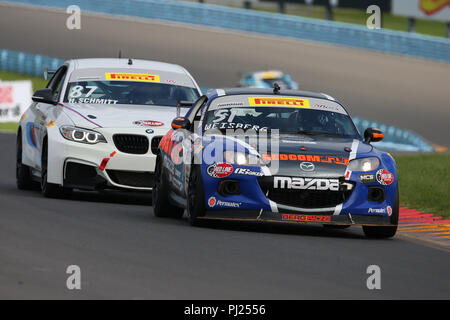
left=60, top=103, right=188, bottom=130
left=202, top=134, right=372, bottom=178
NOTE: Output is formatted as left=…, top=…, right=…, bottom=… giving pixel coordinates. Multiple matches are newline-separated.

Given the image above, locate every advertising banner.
left=392, top=0, right=450, bottom=22
left=0, top=80, right=32, bottom=123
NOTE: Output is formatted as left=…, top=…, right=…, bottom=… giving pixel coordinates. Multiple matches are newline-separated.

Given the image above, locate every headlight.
left=223, top=151, right=264, bottom=166
left=60, top=126, right=106, bottom=144
left=347, top=157, right=380, bottom=172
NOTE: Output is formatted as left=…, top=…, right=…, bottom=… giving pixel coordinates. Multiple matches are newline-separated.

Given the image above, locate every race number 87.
left=69, top=85, right=97, bottom=98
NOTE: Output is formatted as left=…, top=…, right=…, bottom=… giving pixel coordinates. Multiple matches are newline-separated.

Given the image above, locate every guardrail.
left=0, top=49, right=436, bottom=152
left=352, top=117, right=434, bottom=152
left=2, top=0, right=450, bottom=62
left=0, top=49, right=64, bottom=77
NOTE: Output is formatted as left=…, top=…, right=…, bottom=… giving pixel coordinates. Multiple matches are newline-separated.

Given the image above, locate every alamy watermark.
left=66, top=265, right=81, bottom=290
left=66, top=5, right=81, bottom=30
left=366, top=5, right=381, bottom=30
left=366, top=265, right=381, bottom=290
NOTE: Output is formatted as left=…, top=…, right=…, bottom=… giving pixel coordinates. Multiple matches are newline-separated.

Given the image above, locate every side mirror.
left=32, top=88, right=56, bottom=105
left=176, top=100, right=194, bottom=117
left=364, top=127, right=384, bottom=143
left=171, top=117, right=191, bottom=130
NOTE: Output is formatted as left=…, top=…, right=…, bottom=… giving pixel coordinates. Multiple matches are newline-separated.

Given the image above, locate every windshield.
left=63, top=81, right=199, bottom=106
left=203, top=96, right=360, bottom=138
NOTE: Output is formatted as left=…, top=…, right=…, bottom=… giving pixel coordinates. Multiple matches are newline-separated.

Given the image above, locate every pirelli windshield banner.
left=105, top=72, right=161, bottom=83
left=210, top=95, right=348, bottom=115
left=248, top=97, right=311, bottom=108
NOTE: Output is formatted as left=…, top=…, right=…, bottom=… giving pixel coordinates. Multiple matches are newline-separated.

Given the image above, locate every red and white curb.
left=399, top=206, right=450, bottom=225
left=398, top=206, right=450, bottom=248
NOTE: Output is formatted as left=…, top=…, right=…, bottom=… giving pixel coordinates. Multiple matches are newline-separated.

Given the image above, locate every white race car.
left=16, top=58, right=201, bottom=197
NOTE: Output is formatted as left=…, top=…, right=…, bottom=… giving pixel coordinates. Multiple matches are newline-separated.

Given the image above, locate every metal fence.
left=0, top=49, right=64, bottom=77
left=2, top=0, right=450, bottom=62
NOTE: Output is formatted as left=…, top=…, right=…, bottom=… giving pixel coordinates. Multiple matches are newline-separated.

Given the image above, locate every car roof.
left=207, top=88, right=335, bottom=101
left=69, top=58, right=189, bottom=74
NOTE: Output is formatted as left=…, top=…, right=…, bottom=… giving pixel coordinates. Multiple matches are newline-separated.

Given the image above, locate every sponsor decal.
left=420, top=0, right=449, bottom=15
left=274, top=177, right=340, bottom=191
left=46, top=120, right=55, bottom=129
left=248, top=97, right=311, bottom=108
left=163, top=155, right=175, bottom=175
left=207, top=162, right=234, bottom=178
left=133, top=120, right=164, bottom=127
left=262, top=154, right=349, bottom=166
left=282, top=214, right=331, bottom=223
left=208, top=196, right=217, bottom=208
left=171, top=176, right=183, bottom=191
left=368, top=208, right=386, bottom=214
left=387, top=206, right=393, bottom=216
left=217, top=102, right=244, bottom=108
left=300, top=162, right=315, bottom=172
left=105, top=73, right=160, bottom=83
left=376, top=169, right=394, bottom=186
left=359, top=173, right=375, bottom=183
left=234, top=168, right=263, bottom=176
left=207, top=196, right=241, bottom=208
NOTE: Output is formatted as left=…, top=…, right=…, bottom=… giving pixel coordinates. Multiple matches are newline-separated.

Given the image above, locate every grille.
left=151, top=136, right=163, bottom=155
left=113, top=134, right=149, bottom=154
left=106, top=170, right=154, bottom=188
left=258, top=177, right=352, bottom=209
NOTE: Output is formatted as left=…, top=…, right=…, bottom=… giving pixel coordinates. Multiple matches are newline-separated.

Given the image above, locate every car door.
left=180, top=96, right=208, bottom=198
left=36, top=66, right=67, bottom=159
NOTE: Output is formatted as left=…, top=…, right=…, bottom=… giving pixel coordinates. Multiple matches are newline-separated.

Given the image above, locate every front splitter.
left=200, top=210, right=396, bottom=227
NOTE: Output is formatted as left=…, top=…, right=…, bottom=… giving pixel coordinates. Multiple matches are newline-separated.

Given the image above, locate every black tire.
left=363, top=187, right=399, bottom=239
left=41, top=138, right=71, bottom=198
left=152, top=155, right=184, bottom=218
left=16, top=130, right=38, bottom=190
left=186, top=165, right=206, bottom=226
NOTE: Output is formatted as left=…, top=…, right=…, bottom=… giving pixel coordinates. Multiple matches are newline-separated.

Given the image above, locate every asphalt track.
left=1, top=132, right=449, bottom=299
left=0, top=3, right=449, bottom=147
left=0, top=4, right=449, bottom=299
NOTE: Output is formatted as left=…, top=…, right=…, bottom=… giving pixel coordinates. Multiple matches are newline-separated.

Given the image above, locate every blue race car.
left=239, top=70, right=299, bottom=90
left=153, top=88, right=399, bottom=238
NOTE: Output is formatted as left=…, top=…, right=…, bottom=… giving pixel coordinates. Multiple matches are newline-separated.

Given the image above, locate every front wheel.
left=152, top=155, right=184, bottom=218
left=41, top=139, right=71, bottom=198
left=187, top=165, right=206, bottom=226
left=16, top=131, right=38, bottom=190
left=363, top=187, right=399, bottom=239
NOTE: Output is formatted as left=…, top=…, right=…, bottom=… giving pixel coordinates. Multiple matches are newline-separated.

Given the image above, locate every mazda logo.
left=300, top=162, right=315, bottom=172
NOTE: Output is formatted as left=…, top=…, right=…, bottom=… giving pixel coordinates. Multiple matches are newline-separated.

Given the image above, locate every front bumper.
left=201, top=164, right=398, bottom=224
left=47, top=126, right=166, bottom=190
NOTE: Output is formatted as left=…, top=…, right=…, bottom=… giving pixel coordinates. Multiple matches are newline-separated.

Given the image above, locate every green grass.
left=254, top=4, right=447, bottom=38
left=0, top=122, right=19, bottom=132
left=0, top=70, right=47, bottom=92
left=395, top=153, right=450, bottom=219
left=0, top=71, right=47, bottom=132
